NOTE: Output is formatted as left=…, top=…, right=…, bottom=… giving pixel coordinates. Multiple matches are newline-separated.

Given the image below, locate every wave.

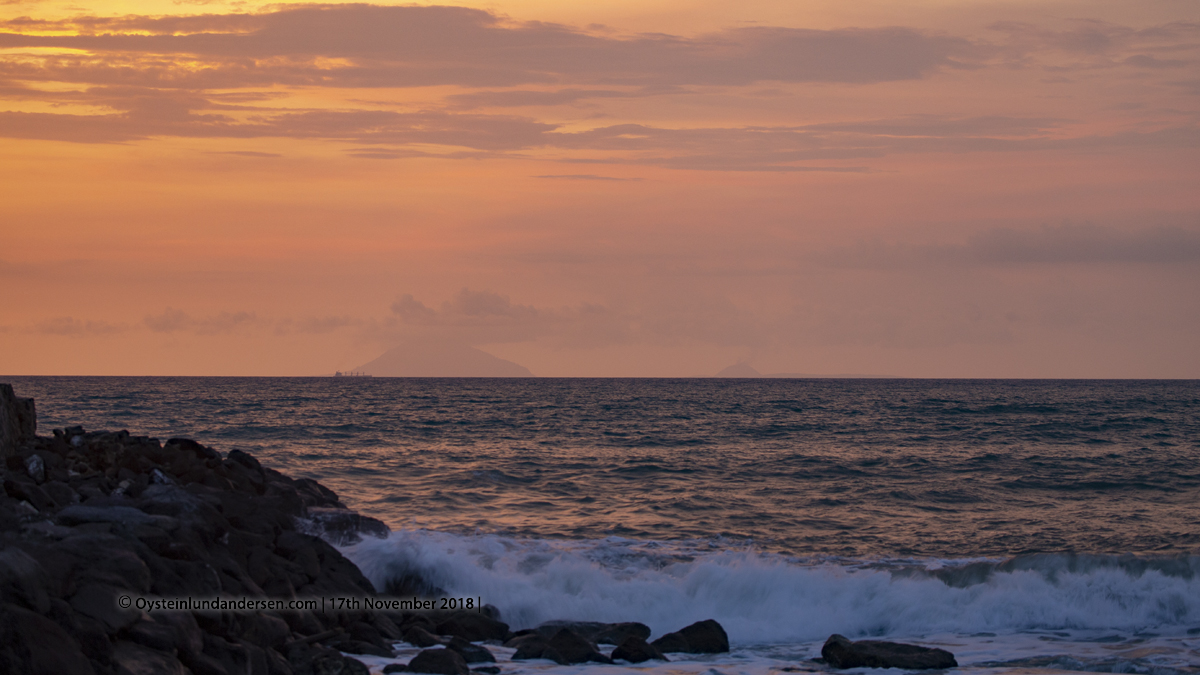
left=341, top=530, right=1200, bottom=645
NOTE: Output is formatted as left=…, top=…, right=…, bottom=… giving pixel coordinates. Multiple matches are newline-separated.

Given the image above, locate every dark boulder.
left=0, top=383, right=36, bottom=456
left=596, top=622, right=652, bottom=645
left=405, top=625, right=443, bottom=648
left=507, top=634, right=566, bottom=664
left=821, top=634, right=958, bottom=670
left=534, top=620, right=651, bottom=645
left=547, top=628, right=613, bottom=664
left=0, top=603, right=95, bottom=675
left=612, top=635, right=668, bottom=663
left=435, top=611, right=509, bottom=642
left=407, top=648, right=471, bottom=675
left=652, top=619, right=729, bottom=654
left=650, top=631, right=690, bottom=653
left=446, top=636, right=496, bottom=663
left=112, top=640, right=190, bottom=675
left=303, top=506, right=390, bottom=545
left=679, top=619, right=729, bottom=653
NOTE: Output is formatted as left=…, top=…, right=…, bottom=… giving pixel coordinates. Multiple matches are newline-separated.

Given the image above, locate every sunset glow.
left=2, top=0, right=1198, bottom=376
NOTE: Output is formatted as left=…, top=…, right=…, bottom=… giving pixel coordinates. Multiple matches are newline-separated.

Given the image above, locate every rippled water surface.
left=9, top=377, right=1198, bottom=558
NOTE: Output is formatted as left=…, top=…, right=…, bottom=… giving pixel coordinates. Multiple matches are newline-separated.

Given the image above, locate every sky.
left=1, top=0, right=1198, bottom=377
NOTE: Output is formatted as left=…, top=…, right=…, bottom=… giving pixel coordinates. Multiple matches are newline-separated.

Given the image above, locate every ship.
left=333, top=371, right=372, bottom=377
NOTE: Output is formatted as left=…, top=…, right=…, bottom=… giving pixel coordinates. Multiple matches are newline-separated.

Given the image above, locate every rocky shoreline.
left=0, top=383, right=958, bottom=674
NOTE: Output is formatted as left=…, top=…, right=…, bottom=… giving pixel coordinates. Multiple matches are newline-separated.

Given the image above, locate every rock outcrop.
left=651, top=619, right=730, bottom=654
left=821, top=634, right=958, bottom=670
left=0, top=384, right=422, bottom=675
left=0, top=383, right=36, bottom=457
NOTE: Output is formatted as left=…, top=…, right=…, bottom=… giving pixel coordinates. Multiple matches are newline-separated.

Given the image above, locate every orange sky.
left=1, top=0, right=1198, bottom=377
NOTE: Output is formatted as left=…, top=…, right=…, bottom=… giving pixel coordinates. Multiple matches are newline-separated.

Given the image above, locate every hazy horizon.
left=2, top=0, right=1197, bottom=378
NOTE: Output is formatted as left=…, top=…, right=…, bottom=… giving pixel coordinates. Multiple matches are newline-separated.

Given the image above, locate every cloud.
left=144, top=307, right=259, bottom=334
left=965, top=223, right=1200, bottom=264
left=533, top=174, right=640, bottom=181
left=0, top=5, right=976, bottom=88
left=821, top=222, right=1200, bottom=269
left=273, top=316, right=359, bottom=335
left=445, top=88, right=638, bottom=109
left=211, top=150, right=281, bottom=157
left=30, top=317, right=125, bottom=336
left=387, top=288, right=759, bottom=349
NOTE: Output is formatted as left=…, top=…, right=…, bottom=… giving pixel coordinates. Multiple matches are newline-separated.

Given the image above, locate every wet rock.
left=534, top=620, right=651, bottom=645
left=821, top=634, right=958, bottom=670
left=649, top=631, right=690, bottom=653
left=612, top=635, right=668, bottom=663
left=596, top=622, right=652, bottom=645
left=652, top=619, right=729, bottom=654
left=678, top=619, right=729, bottom=653
left=547, top=628, right=613, bottom=664
left=405, top=625, right=443, bottom=647
left=446, top=636, right=496, bottom=663
left=435, top=611, right=510, bottom=642
left=507, top=634, right=566, bottom=664
left=407, top=648, right=471, bottom=675
left=302, top=506, right=390, bottom=545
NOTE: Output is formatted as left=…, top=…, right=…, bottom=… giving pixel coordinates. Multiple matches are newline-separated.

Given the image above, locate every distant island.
left=355, top=340, right=534, bottom=377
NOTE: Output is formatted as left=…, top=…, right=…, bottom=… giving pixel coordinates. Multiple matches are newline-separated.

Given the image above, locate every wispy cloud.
left=31, top=317, right=125, bottom=336
left=533, top=174, right=641, bottom=181
left=144, top=307, right=259, bottom=334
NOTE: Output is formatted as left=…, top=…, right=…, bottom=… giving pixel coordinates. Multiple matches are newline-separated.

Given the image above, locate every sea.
left=6, top=377, right=1200, bottom=675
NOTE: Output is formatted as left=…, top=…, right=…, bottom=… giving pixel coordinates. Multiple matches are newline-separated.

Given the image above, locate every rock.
left=0, top=548, right=52, bottom=613
left=534, top=620, right=651, bottom=645
left=472, top=668, right=500, bottom=675
left=302, top=506, right=390, bottom=545
left=596, top=622, right=652, bottom=645
left=124, top=619, right=180, bottom=653
left=547, top=628, right=612, bottom=664
left=405, top=625, right=443, bottom=647
left=112, top=640, right=189, bottom=675
left=652, top=619, right=729, bottom=654
left=821, top=634, right=958, bottom=670
left=507, top=634, right=565, bottom=664
left=678, top=619, right=729, bottom=653
left=26, top=453, right=45, bottom=483
left=0, top=386, right=424, bottom=675
left=407, top=648, right=471, bottom=675
left=435, top=611, right=510, bottom=642
left=0, top=602, right=95, bottom=675
left=241, top=612, right=292, bottom=650
left=0, top=383, right=37, bottom=456
left=446, top=636, right=496, bottom=663
left=4, top=478, right=56, bottom=512
left=649, top=631, right=690, bottom=653
left=384, top=665, right=407, bottom=674
left=612, top=635, right=668, bottom=663
left=57, top=504, right=178, bottom=530
left=70, top=583, right=141, bottom=633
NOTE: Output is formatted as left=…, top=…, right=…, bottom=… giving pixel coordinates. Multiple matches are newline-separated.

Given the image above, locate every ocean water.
left=7, top=377, right=1200, bottom=674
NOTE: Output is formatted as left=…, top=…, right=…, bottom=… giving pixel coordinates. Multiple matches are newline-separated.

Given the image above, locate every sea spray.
left=343, top=529, right=1200, bottom=645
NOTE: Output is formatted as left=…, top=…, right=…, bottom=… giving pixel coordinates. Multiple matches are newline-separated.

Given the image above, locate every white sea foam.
left=342, top=529, right=1200, bottom=646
